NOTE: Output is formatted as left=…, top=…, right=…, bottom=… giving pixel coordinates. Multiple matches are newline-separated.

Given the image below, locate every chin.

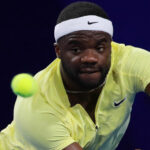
left=77, top=71, right=106, bottom=90
left=78, top=78, right=104, bottom=90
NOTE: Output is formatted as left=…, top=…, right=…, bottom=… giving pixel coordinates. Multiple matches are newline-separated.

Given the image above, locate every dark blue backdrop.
left=0, top=1, right=150, bottom=149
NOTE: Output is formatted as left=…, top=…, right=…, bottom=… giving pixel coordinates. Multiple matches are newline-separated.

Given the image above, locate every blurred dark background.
left=0, top=0, right=150, bottom=149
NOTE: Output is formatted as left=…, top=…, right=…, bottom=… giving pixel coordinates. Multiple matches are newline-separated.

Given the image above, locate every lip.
left=79, top=68, right=99, bottom=73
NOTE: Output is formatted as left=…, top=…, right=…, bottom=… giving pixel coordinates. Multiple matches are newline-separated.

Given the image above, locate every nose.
left=81, top=49, right=98, bottom=64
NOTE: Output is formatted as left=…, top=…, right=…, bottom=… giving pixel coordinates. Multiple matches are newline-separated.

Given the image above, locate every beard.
left=61, top=60, right=110, bottom=90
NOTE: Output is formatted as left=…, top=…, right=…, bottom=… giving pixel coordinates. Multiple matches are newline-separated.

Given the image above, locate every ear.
left=54, top=42, right=61, bottom=58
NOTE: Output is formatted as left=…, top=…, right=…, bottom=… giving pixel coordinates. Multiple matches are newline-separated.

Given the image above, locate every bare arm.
left=63, top=142, right=83, bottom=150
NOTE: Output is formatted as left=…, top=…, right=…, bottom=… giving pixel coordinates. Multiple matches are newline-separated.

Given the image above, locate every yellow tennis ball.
left=11, top=73, right=38, bottom=98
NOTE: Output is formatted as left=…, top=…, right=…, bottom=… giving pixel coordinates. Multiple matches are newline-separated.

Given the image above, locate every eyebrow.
left=66, top=40, right=82, bottom=45
left=66, top=37, right=108, bottom=46
left=96, top=37, right=108, bottom=44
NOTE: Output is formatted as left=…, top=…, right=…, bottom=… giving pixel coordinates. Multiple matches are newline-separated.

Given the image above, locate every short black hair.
left=56, top=1, right=110, bottom=24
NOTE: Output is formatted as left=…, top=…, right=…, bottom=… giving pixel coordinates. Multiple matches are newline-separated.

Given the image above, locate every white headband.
left=54, top=15, right=113, bottom=41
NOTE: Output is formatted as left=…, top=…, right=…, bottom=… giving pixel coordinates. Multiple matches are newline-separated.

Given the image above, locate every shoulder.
left=111, top=41, right=150, bottom=70
left=111, top=41, right=150, bottom=57
left=111, top=41, right=150, bottom=93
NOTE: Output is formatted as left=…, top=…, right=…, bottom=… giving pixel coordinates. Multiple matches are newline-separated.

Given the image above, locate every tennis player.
left=1, top=1, right=150, bottom=150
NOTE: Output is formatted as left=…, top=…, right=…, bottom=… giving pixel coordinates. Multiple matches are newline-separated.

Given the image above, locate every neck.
left=66, top=80, right=105, bottom=94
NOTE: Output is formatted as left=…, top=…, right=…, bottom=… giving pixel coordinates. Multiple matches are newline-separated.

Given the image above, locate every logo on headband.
left=87, top=21, right=98, bottom=25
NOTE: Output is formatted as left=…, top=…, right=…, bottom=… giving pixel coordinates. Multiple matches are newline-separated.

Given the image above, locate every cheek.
left=71, top=55, right=80, bottom=63
left=107, top=52, right=111, bottom=65
left=61, top=53, right=80, bottom=70
left=105, top=53, right=111, bottom=64
left=66, top=52, right=80, bottom=64
left=97, top=52, right=111, bottom=68
left=98, top=55, right=109, bottom=64
left=65, top=52, right=80, bottom=63
left=103, top=49, right=111, bottom=63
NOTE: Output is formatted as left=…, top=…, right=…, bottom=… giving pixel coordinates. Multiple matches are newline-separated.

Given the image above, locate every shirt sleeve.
left=14, top=93, right=75, bottom=150
left=119, top=44, right=150, bottom=93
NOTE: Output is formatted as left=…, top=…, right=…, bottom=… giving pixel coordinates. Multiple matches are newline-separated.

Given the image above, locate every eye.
left=97, top=46, right=105, bottom=52
left=71, top=47, right=81, bottom=53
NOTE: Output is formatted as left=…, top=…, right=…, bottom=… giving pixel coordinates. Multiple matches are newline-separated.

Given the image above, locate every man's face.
left=55, top=30, right=112, bottom=90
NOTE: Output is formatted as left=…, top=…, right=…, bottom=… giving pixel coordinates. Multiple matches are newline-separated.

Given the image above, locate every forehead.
left=58, top=30, right=111, bottom=45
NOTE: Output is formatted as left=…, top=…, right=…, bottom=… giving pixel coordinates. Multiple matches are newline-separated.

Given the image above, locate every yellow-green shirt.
left=1, top=42, right=150, bottom=150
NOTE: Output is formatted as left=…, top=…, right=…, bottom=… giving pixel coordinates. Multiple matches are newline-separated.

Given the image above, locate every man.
left=1, top=1, right=150, bottom=150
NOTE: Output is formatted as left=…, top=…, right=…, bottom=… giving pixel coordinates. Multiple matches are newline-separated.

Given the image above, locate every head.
left=54, top=1, right=113, bottom=90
